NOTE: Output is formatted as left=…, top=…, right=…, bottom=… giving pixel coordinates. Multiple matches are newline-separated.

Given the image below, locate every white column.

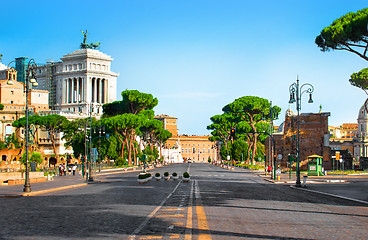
left=68, top=79, right=72, bottom=103
left=102, top=79, right=105, bottom=104
left=64, top=79, right=68, bottom=104
left=91, top=77, right=94, bottom=103
left=81, top=77, right=84, bottom=102
left=76, top=77, right=80, bottom=102
left=94, top=78, right=98, bottom=103
left=97, top=78, right=101, bottom=103
left=72, top=78, right=75, bottom=103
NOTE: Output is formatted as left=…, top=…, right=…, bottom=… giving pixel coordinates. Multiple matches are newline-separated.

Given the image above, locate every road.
left=0, top=163, right=367, bottom=239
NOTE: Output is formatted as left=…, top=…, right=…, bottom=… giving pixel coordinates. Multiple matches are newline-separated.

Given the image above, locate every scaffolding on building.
left=45, top=61, right=57, bottom=110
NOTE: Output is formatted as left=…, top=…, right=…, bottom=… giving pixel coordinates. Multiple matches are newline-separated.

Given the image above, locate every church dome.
left=358, top=103, right=368, bottom=120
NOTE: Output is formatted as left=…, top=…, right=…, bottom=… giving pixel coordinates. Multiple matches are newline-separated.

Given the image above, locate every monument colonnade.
left=63, top=77, right=107, bottom=106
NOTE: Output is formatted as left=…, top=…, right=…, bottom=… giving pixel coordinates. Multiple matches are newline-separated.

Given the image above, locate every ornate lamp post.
left=7, top=59, right=38, bottom=192
left=288, top=77, right=314, bottom=187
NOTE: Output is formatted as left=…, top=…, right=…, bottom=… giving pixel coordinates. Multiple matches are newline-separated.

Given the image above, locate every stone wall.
left=266, top=112, right=331, bottom=170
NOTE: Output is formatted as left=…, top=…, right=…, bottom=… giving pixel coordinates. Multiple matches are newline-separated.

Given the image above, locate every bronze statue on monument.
left=80, top=30, right=101, bottom=49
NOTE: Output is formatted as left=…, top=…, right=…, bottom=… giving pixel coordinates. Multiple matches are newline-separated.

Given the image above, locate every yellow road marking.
left=138, top=236, right=162, bottom=239
left=185, top=180, right=194, bottom=240
left=169, top=233, right=181, bottom=239
left=195, top=180, right=212, bottom=240
left=196, top=205, right=212, bottom=240
left=185, top=206, right=193, bottom=240
left=156, top=214, right=184, bottom=218
left=161, top=208, right=184, bottom=211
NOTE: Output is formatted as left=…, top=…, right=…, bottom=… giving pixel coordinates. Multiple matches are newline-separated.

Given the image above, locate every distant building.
left=154, top=114, right=218, bottom=163
left=329, top=123, right=357, bottom=139
left=155, top=114, right=178, bottom=137
left=0, top=66, right=50, bottom=141
left=354, top=103, right=368, bottom=167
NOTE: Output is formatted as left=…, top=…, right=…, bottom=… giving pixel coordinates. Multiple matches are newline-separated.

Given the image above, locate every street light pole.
left=6, top=59, right=38, bottom=193
left=88, top=104, right=93, bottom=182
left=289, top=76, right=314, bottom=187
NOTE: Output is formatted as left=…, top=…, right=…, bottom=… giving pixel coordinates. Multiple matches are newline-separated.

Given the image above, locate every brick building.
left=266, top=109, right=331, bottom=170
left=0, top=65, right=50, bottom=141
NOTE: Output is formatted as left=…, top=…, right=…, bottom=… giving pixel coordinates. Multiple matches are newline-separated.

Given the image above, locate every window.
left=10, top=101, right=13, bottom=104
left=10, top=91, right=13, bottom=95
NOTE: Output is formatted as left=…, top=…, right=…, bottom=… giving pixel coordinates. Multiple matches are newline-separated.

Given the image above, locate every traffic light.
left=230, top=128, right=236, bottom=140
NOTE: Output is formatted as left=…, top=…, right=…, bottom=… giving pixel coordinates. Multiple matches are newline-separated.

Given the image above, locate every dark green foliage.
left=315, top=8, right=368, bottom=61
left=208, top=96, right=280, bottom=164
left=155, top=172, right=160, bottom=177
left=103, top=90, right=158, bottom=117
left=183, top=172, right=190, bottom=178
left=6, top=133, right=21, bottom=149
left=115, top=157, right=126, bottom=167
left=350, top=67, right=368, bottom=91
left=316, top=8, right=368, bottom=92
left=20, top=152, right=43, bottom=166
left=164, top=172, right=169, bottom=176
left=138, top=172, right=151, bottom=179
left=143, top=145, right=159, bottom=162
left=172, top=172, right=177, bottom=177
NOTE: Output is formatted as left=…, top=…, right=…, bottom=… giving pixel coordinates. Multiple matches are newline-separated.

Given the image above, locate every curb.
left=290, top=185, right=368, bottom=205
left=22, top=183, right=88, bottom=197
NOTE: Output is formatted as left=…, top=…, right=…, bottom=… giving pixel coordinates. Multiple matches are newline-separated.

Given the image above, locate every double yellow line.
left=185, top=180, right=212, bottom=240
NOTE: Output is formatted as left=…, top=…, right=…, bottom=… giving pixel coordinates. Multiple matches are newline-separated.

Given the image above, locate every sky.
left=1, top=1, right=367, bottom=135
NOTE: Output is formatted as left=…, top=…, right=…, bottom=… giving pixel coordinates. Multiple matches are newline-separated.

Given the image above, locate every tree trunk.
left=50, top=132, right=58, bottom=160
left=117, top=133, right=125, bottom=160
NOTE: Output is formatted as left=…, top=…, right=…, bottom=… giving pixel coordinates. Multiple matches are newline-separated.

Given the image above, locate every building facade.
left=329, top=123, right=357, bottom=139
left=0, top=66, right=50, bottom=141
left=35, top=48, right=118, bottom=115
left=266, top=110, right=331, bottom=170
left=154, top=114, right=218, bottom=163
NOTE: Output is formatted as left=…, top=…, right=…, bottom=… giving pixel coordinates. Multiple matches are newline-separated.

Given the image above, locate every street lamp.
left=7, top=59, right=38, bottom=192
left=288, top=76, right=314, bottom=187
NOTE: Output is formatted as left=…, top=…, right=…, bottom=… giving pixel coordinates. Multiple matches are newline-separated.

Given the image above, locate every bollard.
left=277, top=175, right=280, bottom=181
left=302, top=175, right=308, bottom=187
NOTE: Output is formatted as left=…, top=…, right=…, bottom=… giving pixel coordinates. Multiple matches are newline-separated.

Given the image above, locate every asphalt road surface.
left=0, top=163, right=367, bottom=239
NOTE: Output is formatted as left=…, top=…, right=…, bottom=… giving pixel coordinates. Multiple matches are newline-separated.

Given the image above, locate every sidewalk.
left=259, top=171, right=368, bottom=184
left=0, top=174, right=88, bottom=197
left=258, top=171, right=368, bottom=204
left=0, top=165, right=158, bottom=197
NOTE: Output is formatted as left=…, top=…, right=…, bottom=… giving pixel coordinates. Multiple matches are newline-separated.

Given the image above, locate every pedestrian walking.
left=72, top=164, right=77, bottom=176
left=63, top=164, right=67, bottom=176
left=59, top=164, right=63, bottom=176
